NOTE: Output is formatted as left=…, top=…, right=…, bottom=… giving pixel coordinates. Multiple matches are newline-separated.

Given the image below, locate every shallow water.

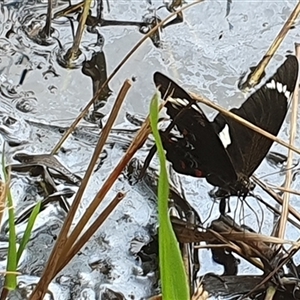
left=0, top=0, right=299, bottom=299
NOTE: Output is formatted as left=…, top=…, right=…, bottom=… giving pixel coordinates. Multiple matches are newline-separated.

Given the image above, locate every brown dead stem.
left=65, top=0, right=92, bottom=63
left=241, top=1, right=300, bottom=90
left=277, top=45, right=300, bottom=240
left=29, top=80, right=132, bottom=300
left=190, top=92, right=300, bottom=156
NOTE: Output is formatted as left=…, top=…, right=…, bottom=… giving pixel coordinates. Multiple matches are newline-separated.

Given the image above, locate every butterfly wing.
left=154, top=72, right=238, bottom=187
left=212, top=55, right=299, bottom=177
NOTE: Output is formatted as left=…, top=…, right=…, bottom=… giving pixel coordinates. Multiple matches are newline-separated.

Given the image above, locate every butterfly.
left=143, top=55, right=299, bottom=197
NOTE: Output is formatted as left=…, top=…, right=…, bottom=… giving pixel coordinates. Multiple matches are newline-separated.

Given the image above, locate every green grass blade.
left=2, top=152, right=17, bottom=290
left=149, top=92, right=190, bottom=300
left=17, top=201, right=41, bottom=263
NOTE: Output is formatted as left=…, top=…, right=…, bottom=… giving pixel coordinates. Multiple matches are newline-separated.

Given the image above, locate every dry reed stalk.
left=66, top=0, right=92, bottom=62
left=277, top=44, right=300, bottom=240
left=190, top=92, right=300, bottom=156
left=241, top=1, right=300, bottom=90
left=29, top=80, right=132, bottom=300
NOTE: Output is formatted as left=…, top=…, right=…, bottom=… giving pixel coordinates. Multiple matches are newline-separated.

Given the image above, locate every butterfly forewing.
left=212, top=55, right=299, bottom=177
left=154, top=72, right=238, bottom=187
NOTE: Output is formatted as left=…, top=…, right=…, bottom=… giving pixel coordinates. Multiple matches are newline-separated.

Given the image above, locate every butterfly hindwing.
left=212, top=55, right=299, bottom=177
left=154, top=72, right=238, bottom=187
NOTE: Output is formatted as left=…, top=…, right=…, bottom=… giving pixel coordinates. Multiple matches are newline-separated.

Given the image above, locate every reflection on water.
left=0, top=0, right=299, bottom=299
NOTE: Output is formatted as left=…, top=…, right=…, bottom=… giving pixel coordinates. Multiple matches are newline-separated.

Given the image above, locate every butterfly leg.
left=219, top=198, right=231, bottom=215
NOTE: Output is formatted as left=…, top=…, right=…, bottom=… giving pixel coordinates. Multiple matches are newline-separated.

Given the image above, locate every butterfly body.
left=152, top=56, right=299, bottom=196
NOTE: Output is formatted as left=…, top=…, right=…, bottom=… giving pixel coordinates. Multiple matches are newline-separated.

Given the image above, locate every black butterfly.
left=145, top=55, right=298, bottom=196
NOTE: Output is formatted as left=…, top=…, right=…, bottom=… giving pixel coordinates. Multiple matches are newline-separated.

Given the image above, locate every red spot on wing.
left=180, top=161, right=204, bottom=177
left=194, top=169, right=203, bottom=177
left=180, top=161, right=186, bottom=170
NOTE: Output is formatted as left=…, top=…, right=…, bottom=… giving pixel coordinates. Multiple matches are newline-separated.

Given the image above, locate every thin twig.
left=267, top=185, right=300, bottom=197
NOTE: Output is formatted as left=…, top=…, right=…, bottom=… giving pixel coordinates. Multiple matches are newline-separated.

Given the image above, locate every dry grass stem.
left=241, top=1, right=300, bottom=89
left=267, top=185, right=300, bottom=197
left=264, top=287, right=276, bottom=300
left=29, top=80, right=132, bottom=300
left=67, top=0, right=92, bottom=62
left=190, top=92, right=300, bottom=156
left=196, top=233, right=292, bottom=246
left=253, top=176, right=300, bottom=224
left=206, top=230, right=264, bottom=270
left=244, top=242, right=300, bottom=299
left=277, top=45, right=300, bottom=240
left=0, top=271, right=21, bottom=275
left=63, top=118, right=151, bottom=257
left=53, top=1, right=84, bottom=18
left=192, top=282, right=209, bottom=300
